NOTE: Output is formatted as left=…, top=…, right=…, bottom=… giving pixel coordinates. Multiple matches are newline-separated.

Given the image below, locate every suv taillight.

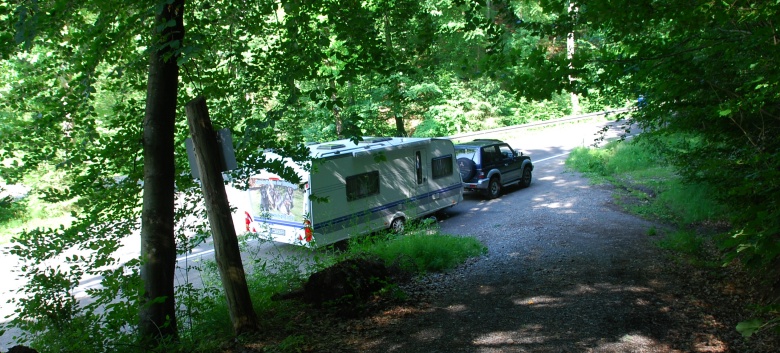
left=478, top=172, right=485, bottom=179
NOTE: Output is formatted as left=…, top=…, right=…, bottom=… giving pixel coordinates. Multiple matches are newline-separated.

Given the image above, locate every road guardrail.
left=448, top=107, right=632, bottom=140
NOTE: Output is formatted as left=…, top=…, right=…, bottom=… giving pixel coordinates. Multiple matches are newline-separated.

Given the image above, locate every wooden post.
left=185, top=96, right=259, bottom=335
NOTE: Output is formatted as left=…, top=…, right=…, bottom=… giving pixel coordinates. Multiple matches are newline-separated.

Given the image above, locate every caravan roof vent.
left=317, top=143, right=346, bottom=150
left=359, top=137, right=393, bottom=144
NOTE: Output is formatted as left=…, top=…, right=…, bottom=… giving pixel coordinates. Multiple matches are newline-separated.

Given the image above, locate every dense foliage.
left=602, top=1, right=777, bottom=275
left=7, top=0, right=777, bottom=349
left=535, top=0, right=779, bottom=335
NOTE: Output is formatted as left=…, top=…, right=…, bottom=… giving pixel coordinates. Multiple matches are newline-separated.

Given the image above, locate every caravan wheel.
left=390, top=217, right=405, bottom=234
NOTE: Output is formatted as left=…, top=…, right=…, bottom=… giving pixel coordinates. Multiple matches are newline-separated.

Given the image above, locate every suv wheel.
left=519, top=166, right=532, bottom=188
left=485, top=177, right=501, bottom=199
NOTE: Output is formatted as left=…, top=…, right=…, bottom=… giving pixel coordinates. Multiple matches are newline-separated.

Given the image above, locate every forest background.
left=0, top=0, right=778, bottom=352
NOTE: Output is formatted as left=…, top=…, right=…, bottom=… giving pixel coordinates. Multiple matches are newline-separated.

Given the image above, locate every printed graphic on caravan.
left=243, top=162, right=312, bottom=244
left=243, top=137, right=463, bottom=246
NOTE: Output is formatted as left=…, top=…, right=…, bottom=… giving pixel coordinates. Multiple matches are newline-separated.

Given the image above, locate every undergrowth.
left=169, top=222, right=486, bottom=353
left=566, top=135, right=728, bottom=226
left=565, top=133, right=780, bottom=339
left=5, top=221, right=485, bottom=353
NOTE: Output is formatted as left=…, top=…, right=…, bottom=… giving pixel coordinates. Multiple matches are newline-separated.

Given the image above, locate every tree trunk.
left=383, top=13, right=407, bottom=137
left=394, top=113, right=407, bottom=137
left=567, top=2, right=581, bottom=115
left=139, top=0, right=184, bottom=345
left=330, top=79, right=343, bottom=137
left=185, top=96, right=259, bottom=335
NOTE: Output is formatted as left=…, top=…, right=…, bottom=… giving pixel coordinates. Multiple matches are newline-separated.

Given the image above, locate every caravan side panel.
left=308, top=138, right=462, bottom=245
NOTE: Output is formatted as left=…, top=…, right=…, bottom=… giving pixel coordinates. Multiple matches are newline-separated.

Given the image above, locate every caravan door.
left=414, top=149, right=429, bottom=192
left=414, top=148, right=436, bottom=216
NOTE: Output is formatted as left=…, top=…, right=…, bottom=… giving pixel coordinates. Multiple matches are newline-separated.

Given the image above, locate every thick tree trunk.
left=185, top=96, right=259, bottom=335
left=139, top=0, right=184, bottom=345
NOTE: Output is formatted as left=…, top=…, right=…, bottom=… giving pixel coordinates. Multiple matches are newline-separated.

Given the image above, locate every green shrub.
left=566, top=134, right=729, bottom=227
left=345, top=224, right=487, bottom=274
left=370, top=233, right=486, bottom=273
left=657, top=230, right=704, bottom=256
left=0, top=194, right=27, bottom=225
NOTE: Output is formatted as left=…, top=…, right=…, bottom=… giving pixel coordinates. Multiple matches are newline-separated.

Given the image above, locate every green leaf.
left=736, top=319, right=764, bottom=338
left=718, top=109, right=731, bottom=116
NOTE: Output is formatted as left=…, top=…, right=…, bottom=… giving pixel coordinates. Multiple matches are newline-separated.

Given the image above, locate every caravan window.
left=415, top=151, right=423, bottom=184
left=346, top=171, right=380, bottom=201
left=432, top=155, right=454, bottom=179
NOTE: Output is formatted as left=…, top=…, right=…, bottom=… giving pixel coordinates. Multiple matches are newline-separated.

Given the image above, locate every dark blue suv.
left=454, top=139, right=533, bottom=199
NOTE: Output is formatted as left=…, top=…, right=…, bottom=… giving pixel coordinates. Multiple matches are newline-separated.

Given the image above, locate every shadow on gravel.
left=356, top=256, right=684, bottom=352
left=346, top=158, right=735, bottom=353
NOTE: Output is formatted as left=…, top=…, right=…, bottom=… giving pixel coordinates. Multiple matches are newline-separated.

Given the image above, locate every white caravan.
left=242, top=137, right=463, bottom=246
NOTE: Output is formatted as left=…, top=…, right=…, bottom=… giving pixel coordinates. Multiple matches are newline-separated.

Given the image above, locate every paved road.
left=0, top=116, right=632, bottom=350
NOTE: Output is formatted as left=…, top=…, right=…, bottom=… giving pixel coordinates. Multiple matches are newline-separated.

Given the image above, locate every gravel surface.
left=304, top=157, right=778, bottom=353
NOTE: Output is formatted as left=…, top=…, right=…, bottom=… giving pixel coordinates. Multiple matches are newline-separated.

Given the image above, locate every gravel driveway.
left=332, top=154, right=775, bottom=352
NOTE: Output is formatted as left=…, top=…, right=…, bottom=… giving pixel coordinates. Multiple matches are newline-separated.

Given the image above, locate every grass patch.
left=565, top=135, right=728, bottom=227
left=657, top=230, right=704, bottom=256
left=655, top=230, right=722, bottom=268
left=346, top=231, right=487, bottom=274
left=566, top=134, right=731, bottom=270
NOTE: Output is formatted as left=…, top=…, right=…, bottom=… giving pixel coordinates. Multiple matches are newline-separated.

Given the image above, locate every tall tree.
left=139, top=0, right=185, bottom=343
left=566, top=1, right=580, bottom=115
left=0, top=0, right=271, bottom=348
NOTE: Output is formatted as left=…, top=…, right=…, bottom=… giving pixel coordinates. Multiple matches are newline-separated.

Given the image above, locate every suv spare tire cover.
left=458, top=158, right=477, bottom=181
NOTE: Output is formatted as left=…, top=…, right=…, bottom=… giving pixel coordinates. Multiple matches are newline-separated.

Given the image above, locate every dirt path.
left=323, top=158, right=776, bottom=352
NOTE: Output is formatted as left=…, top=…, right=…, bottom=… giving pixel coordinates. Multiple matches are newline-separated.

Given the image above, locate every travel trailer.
left=242, top=137, right=463, bottom=246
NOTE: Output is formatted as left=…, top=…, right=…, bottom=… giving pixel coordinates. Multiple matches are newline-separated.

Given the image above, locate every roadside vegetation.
left=566, top=133, right=728, bottom=227
left=566, top=132, right=779, bottom=339
left=4, top=220, right=486, bottom=353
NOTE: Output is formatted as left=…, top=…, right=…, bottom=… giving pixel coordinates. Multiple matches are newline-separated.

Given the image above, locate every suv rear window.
left=456, top=147, right=479, bottom=161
